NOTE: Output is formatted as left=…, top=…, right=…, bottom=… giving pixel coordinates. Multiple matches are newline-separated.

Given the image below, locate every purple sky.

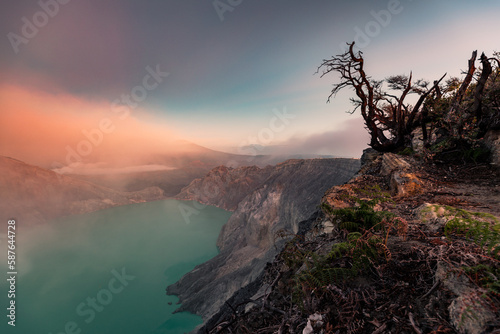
left=1, top=0, right=499, bottom=160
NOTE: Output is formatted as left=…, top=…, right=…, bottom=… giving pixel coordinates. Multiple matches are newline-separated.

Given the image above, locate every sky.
left=1, top=0, right=499, bottom=168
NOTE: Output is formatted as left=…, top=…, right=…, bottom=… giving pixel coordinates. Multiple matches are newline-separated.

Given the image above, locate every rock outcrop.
left=168, top=158, right=360, bottom=321
left=0, top=156, right=165, bottom=225
left=485, top=129, right=500, bottom=165
left=176, top=165, right=274, bottom=211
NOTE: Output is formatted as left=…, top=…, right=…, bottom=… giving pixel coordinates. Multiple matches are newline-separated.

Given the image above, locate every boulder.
left=416, top=203, right=450, bottom=234
left=484, top=129, right=500, bottom=165
left=380, top=153, right=411, bottom=176
left=437, top=262, right=495, bottom=334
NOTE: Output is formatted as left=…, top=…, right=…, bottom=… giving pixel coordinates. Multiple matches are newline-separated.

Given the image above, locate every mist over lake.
left=0, top=199, right=231, bottom=334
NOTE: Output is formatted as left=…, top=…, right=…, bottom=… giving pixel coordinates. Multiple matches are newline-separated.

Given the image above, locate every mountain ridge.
left=0, top=155, right=165, bottom=226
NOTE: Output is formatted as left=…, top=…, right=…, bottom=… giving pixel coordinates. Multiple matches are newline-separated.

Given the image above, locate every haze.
left=1, top=0, right=499, bottom=170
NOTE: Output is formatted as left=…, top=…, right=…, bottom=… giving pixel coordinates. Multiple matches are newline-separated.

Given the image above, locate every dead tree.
left=318, top=42, right=445, bottom=152
left=446, top=50, right=498, bottom=137
left=449, top=50, right=477, bottom=116
left=474, top=53, right=493, bottom=135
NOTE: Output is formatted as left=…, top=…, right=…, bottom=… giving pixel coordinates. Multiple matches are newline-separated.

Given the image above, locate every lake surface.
left=0, top=199, right=232, bottom=334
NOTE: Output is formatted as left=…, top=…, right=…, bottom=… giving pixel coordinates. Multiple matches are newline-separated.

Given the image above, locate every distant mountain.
left=147, top=140, right=306, bottom=169
left=62, top=142, right=269, bottom=197
left=66, top=167, right=213, bottom=198
left=0, top=156, right=164, bottom=226
left=64, top=141, right=335, bottom=196
left=0, top=142, right=348, bottom=225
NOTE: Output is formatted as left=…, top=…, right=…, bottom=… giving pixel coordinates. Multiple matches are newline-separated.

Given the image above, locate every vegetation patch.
left=442, top=206, right=500, bottom=258
left=286, top=191, right=408, bottom=311
left=321, top=185, right=394, bottom=232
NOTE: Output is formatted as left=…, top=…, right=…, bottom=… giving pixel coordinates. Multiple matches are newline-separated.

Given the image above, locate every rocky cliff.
left=168, top=158, right=360, bottom=322
left=0, top=156, right=165, bottom=226
left=199, top=151, right=500, bottom=334
left=175, top=165, right=274, bottom=211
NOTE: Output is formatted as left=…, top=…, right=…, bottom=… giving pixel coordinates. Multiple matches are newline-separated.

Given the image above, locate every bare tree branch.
left=450, top=50, right=477, bottom=114
left=318, top=41, right=448, bottom=152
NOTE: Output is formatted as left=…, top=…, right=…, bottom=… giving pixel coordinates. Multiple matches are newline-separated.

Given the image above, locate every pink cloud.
left=0, top=84, right=180, bottom=168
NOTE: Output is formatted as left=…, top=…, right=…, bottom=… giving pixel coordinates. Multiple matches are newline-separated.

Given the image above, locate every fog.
left=0, top=84, right=184, bottom=170
left=52, top=162, right=176, bottom=175
left=236, top=117, right=369, bottom=158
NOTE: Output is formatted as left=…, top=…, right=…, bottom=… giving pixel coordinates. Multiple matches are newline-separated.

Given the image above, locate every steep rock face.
left=168, top=158, right=360, bottom=321
left=0, top=156, right=165, bottom=225
left=176, top=165, right=274, bottom=211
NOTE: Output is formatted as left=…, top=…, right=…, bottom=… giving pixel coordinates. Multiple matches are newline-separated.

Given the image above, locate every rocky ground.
left=201, top=151, right=500, bottom=334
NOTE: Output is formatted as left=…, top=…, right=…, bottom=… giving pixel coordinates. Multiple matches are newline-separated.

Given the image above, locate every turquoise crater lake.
left=1, top=199, right=232, bottom=334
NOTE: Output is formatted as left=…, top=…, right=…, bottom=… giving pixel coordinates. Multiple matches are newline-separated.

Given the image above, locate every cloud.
left=273, top=117, right=370, bottom=158
left=52, top=162, right=175, bottom=175
left=0, top=1, right=136, bottom=96
left=0, top=84, right=180, bottom=168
